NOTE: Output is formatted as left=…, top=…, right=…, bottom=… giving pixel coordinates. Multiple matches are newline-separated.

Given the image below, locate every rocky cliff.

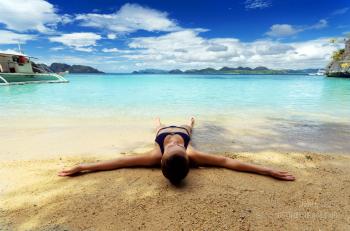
left=34, top=63, right=104, bottom=74
left=326, top=39, right=350, bottom=77
left=50, top=63, right=104, bottom=73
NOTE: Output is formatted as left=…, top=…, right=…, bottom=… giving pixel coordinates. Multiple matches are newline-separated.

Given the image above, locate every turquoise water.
left=1, top=74, right=350, bottom=120
left=1, top=74, right=350, bottom=153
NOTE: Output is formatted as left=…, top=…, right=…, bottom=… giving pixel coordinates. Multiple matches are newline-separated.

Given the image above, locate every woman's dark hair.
left=161, top=154, right=189, bottom=184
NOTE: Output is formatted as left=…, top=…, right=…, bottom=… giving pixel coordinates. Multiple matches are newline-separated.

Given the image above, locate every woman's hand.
left=268, top=169, right=295, bottom=181
left=58, top=165, right=82, bottom=176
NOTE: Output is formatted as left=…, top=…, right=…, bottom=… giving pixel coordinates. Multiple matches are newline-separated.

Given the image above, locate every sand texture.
left=1, top=151, right=349, bottom=231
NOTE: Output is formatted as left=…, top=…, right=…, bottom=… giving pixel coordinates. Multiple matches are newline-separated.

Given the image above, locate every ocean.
left=1, top=74, right=350, bottom=155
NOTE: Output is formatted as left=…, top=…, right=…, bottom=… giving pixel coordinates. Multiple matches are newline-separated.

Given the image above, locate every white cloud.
left=309, top=19, right=328, bottom=29
left=75, top=3, right=179, bottom=34
left=107, top=33, right=117, bottom=39
left=0, top=30, right=36, bottom=44
left=343, top=31, right=350, bottom=36
left=266, top=24, right=301, bottom=37
left=50, top=46, right=65, bottom=51
left=266, top=19, right=328, bottom=37
left=129, top=30, right=205, bottom=50
left=0, top=0, right=64, bottom=33
left=49, top=32, right=102, bottom=52
left=122, top=30, right=341, bottom=70
left=36, top=32, right=341, bottom=73
left=74, top=47, right=95, bottom=52
left=101, top=47, right=135, bottom=54
left=207, top=44, right=228, bottom=52
left=331, top=7, right=349, bottom=15
left=245, top=0, right=271, bottom=9
left=250, top=41, right=294, bottom=55
left=60, top=14, right=74, bottom=25
left=102, top=48, right=119, bottom=53
left=126, top=30, right=246, bottom=67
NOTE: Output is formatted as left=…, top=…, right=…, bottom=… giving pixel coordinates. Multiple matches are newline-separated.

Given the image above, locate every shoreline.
left=1, top=116, right=350, bottom=161
left=1, top=151, right=349, bottom=230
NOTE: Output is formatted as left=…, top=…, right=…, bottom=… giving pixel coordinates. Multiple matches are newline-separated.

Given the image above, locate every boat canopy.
left=0, top=52, right=29, bottom=57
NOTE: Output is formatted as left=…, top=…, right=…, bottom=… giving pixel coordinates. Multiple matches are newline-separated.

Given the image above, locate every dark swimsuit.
left=155, top=126, right=191, bottom=154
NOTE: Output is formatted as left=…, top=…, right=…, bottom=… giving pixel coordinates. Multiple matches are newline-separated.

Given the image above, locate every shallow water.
left=1, top=74, right=350, bottom=155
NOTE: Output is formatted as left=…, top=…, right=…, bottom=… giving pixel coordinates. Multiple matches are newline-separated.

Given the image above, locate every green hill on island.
left=132, top=66, right=320, bottom=75
left=35, top=63, right=104, bottom=74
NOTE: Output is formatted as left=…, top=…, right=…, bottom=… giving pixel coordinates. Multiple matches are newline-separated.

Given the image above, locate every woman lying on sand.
left=58, top=118, right=295, bottom=184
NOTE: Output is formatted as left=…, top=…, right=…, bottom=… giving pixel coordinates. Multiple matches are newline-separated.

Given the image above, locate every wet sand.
left=1, top=116, right=350, bottom=161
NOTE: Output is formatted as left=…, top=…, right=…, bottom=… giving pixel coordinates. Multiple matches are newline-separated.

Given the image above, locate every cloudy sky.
left=0, top=0, right=349, bottom=72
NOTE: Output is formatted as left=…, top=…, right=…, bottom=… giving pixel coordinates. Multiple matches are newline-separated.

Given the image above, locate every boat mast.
left=17, top=43, right=23, bottom=54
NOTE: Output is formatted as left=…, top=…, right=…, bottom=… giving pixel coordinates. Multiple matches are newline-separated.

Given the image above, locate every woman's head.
left=161, top=145, right=189, bottom=184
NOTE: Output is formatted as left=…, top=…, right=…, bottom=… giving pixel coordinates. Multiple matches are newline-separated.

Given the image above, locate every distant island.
left=35, top=63, right=104, bottom=74
left=326, top=38, right=350, bottom=77
left=132, top=66, right=320, bottom=75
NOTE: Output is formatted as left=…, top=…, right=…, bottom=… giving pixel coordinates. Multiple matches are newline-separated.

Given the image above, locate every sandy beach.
left=1, top=147, right=350, bottom=230
left=1, top=117, right=350, bottom=230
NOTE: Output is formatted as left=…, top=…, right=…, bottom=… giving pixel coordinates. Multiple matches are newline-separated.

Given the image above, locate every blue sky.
left=0, top=0, right=349, bottom=72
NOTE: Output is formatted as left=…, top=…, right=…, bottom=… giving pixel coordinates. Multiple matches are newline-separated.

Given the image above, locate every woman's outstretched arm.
left=58, top=148, right=162, bottom=176
left=187, top=148, right=295, bottom=181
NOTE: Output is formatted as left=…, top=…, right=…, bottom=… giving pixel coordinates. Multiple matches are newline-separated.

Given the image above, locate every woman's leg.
left=155, top=117, right=166, bottom=134
left=181, top=117, right=195, bottom=135
left=190, top=117, right=195, bottom=130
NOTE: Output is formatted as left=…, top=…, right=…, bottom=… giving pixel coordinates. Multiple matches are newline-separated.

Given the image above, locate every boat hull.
left=0, top=73, right=69, bottom=85
left=326, top=72, right=350, bottom=78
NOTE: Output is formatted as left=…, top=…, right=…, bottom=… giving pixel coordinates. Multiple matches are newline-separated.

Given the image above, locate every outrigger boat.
left=0, top=52, right=68, bottom=86
left=308, top=69, right=326, bottom=76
